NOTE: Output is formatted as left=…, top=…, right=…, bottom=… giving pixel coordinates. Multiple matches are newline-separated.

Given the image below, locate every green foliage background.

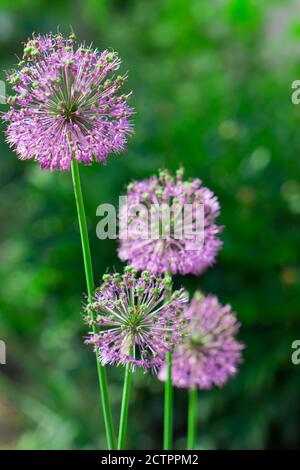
left=0, top=0, right=300, bottom=450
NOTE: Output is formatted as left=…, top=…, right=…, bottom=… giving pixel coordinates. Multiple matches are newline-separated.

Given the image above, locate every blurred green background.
left=0, top=0, right=300, bottom=450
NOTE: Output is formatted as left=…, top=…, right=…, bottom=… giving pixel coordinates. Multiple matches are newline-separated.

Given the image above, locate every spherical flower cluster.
left=85, top=267, right=189, bottom=372
left=159, top=292, right=244, bottom=389
left=3, top=32, right=133, bottom=170
left=118, top=169, right=222, bottom=275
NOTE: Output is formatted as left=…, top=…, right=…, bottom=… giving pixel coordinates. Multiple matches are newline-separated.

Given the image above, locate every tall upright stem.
left=117, top=362, right=132, bottom=450
left=164, top=351, right=173, bottom=449
left=163, top=270, right=173, bottom=450
left=71, top=159, right=115, bottom=450
left=187, top=387, right=197, bottom=450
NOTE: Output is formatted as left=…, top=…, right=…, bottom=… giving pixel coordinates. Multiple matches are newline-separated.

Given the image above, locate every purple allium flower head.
left=159, top=292, right=244, bottom=389
left=118, top=169, right=222, bottom=275
left=85, top=266, right=188, bottom=372
left=3, top=32, right=133, bottom=170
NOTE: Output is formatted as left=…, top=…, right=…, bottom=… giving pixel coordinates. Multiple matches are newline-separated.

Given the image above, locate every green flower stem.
left=117, top=362, right=132, bottom=450
left=164, top=351, right=173, bottom=449
left=71, top=159, right=115, bottom=450
left=163, top=270, right=173, bottom=450
left=187, top=387, right=197, bottom=450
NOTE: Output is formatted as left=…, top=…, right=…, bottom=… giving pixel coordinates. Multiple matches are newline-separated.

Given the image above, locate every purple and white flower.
left=159, top=292, right=244, bottom=389
left=3, top=32, right=133, bottom=170
left=85, top=267, right=188, bottom=372
left=118, top=169, right=222, bottom=276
